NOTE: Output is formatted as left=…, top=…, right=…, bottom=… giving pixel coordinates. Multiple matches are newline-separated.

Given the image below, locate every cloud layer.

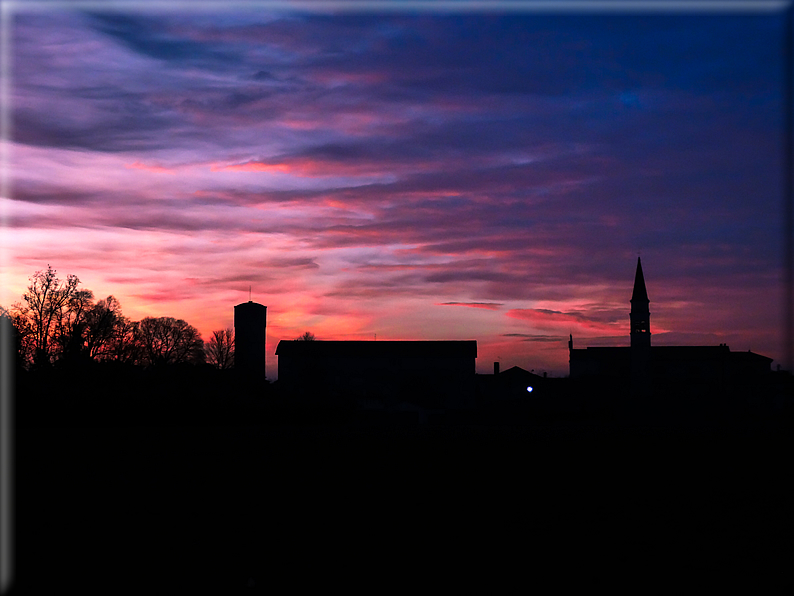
left=3, top=9, right=787, bottom=376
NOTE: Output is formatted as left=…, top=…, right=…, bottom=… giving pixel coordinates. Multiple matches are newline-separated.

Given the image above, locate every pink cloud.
left=211, top=155, right=435, bottom=178
left=211, top=161, right=292, bottom=174
left=437, top=302, right=503, bottom=310
left=506, top=308, right=623, bottom=334
left=125, top=161, right=176, bottom=175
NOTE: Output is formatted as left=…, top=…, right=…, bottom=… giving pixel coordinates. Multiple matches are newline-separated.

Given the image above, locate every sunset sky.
left=2, top=3, right=790, bottom=377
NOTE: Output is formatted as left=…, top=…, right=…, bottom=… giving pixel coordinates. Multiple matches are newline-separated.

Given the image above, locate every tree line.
left=1, top=265, right=235, bottom=370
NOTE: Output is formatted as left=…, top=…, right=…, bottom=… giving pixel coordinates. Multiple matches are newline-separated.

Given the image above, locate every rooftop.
left=275, top=340, right=477, bottom=358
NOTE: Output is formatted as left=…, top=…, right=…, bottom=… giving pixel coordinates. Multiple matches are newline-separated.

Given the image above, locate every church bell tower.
left=630, top=257, right=651, bottom=349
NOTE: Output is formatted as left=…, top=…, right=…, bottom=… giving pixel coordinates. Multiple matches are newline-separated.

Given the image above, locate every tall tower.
left=630, top=257, right=651, bottom=349
left=234, top=301, right=267, bottom=381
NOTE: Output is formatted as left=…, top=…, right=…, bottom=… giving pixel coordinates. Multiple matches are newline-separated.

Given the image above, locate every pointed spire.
left=631, top=257, right=649, bottom=303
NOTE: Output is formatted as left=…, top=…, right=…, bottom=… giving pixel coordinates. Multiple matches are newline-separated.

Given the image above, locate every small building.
left=492, top=366, right=546, bottom=401
left=275, top=340, right=477, bottom=408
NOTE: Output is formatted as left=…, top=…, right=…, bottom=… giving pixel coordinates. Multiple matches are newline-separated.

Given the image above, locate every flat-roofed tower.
left=234, top=301, right=267, bottom=381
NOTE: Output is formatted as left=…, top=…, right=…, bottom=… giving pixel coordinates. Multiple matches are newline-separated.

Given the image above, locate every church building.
left=568, top=258, right=772, bottom=394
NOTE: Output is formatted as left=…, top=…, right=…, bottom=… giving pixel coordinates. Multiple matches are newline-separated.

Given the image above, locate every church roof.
left=651, top=345, right=729, bottom=360
left=631, top=257, right=649, bottom=303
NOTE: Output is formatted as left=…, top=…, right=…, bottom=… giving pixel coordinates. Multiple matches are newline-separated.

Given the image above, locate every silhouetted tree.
left=205, top=328, right=234, bottom=369
left=296, top=331, right=316, bottom=341
left=22, top=265, right=82, bottom=366
left=84, top=296, right=124, bottom=360
left=137, top=316, right=204, bottom=366
left=7, top=269, right=216, bottom=372
left=108, top=318, right=143, bottom=365
left=53, top=288, right=95, bottom=363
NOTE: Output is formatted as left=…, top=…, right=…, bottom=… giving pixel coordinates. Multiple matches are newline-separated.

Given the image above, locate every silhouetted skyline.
left=2, top=6, right=789, bottom=376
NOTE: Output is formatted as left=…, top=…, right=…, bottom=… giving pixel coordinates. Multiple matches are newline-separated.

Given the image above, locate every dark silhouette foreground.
left=11, top=360, right=794, bottom=593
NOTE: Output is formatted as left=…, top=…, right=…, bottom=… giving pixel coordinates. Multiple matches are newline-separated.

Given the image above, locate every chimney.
left=494, top=362, right=500, bottom=375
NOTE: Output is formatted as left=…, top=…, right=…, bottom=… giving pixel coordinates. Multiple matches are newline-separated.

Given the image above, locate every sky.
left=1, top=2, right=790, bottom=378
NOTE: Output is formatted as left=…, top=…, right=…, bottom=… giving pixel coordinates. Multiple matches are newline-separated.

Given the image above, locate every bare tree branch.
left=205, top=328, right=234, bottom=369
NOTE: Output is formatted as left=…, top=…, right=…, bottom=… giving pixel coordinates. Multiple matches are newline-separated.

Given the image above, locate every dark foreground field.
left=12, top=404, right=793, bottom=592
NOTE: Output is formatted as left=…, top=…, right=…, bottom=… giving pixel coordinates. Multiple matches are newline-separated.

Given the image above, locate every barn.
left=275, top=340, right=477, bottom=408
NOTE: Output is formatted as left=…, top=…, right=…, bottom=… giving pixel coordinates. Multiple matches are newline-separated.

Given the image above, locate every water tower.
left=234, top=301, right=267, bottom=381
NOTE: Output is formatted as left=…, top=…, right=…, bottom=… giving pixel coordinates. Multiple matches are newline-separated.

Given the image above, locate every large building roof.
left=275, top=340, right=477, bottom=358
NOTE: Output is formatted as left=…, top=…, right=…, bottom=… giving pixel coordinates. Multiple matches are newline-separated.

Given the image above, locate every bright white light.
left=527, top=386, right=533, bottom=393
